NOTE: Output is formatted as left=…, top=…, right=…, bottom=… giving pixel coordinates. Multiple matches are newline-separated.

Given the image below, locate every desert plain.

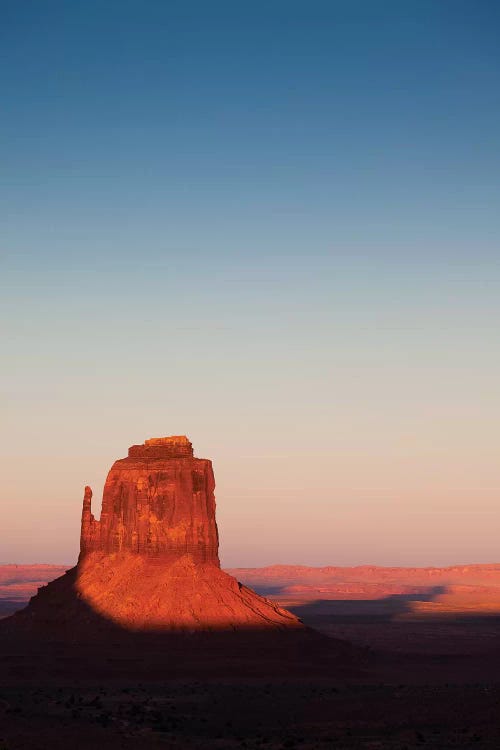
left=3, top=561, right=500, bottom=749
left=2, top=437, right=500, bottom=749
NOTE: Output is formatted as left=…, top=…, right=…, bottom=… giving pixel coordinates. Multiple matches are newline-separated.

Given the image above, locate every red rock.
left=79, top=436, right=218, bottom=564
left=75, top=552, right=300, bottom=632
left=5, top=436, right=306, bottom=634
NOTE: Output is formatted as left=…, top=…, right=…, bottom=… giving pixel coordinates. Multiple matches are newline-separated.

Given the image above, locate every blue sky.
left=1, top=1, right=500, bottom=565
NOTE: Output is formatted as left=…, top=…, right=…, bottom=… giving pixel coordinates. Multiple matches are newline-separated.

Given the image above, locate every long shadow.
left=289, top=586, right=449, bottom=625
left=0, top=567, right=361, bottom=683
left=246, top=584, right=289, bottom=596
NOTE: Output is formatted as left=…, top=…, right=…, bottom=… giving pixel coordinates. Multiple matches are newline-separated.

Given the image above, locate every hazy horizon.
left=2, top=2, right=500, bottom=568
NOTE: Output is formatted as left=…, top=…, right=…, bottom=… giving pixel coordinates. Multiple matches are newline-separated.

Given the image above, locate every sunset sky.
left=2, top=1, right=500, bottom=567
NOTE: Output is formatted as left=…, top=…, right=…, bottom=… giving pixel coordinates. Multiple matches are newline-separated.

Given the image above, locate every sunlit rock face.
left=80, top=436, right=219, bottom=564
left=0, top=436, right=304, bottom=635
left=75, top=552, right=301, bottom=632
left=74, top=436, right=303, bottom=631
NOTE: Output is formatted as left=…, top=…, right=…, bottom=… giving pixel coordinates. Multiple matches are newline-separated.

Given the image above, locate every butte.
left=1, top=436, right=354, bottom=678
left=79, top=435, right=305, bottom=631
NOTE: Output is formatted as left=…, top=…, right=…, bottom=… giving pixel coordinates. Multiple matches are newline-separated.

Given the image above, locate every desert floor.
left=3, top=566, right=500, bottom=748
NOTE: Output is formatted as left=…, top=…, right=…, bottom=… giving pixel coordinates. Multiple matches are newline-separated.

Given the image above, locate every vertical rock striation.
left=79, top=436, right=219, bottom=564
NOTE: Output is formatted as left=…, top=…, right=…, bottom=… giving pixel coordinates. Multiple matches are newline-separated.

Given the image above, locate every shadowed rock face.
left=80, top=436, right=219, bottom=564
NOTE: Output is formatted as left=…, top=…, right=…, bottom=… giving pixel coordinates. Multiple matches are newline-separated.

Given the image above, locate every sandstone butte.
left=4, top=436, right=304, bottom=634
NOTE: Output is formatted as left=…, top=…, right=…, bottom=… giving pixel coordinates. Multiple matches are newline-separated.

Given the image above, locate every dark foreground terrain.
left=2, top=614, right=500, bottom=750
left=2, top=679, right=500, bottom=749
left=3, top=566, right=500, bottom=748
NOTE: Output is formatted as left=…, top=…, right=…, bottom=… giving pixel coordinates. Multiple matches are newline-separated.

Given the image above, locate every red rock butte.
left=6, top=436, right=305, bottom=634
left=80, top=435, right=219, bottom=564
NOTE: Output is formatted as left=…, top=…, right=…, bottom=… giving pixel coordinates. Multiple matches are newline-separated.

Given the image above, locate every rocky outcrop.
left=75, top=552, right=301, bottom=632
left=80, top=436, right=219, bottom=563
left=5, top=436, right=309, bottom=634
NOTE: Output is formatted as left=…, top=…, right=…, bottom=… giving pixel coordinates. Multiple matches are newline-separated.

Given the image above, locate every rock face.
left=5, top=436, right=305, bottom=634
left=80, top=436, right=219, bottom=564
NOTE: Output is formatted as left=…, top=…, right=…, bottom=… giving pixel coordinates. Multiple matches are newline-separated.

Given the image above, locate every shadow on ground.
left=289, top=586, right=448, bottom=624
left=0, top=567, right=361, bottom=684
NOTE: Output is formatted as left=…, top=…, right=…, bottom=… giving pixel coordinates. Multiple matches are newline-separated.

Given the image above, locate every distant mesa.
left=4, top=436, right=305, bottom=634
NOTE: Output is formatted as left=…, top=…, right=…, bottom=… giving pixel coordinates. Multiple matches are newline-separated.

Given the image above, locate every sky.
left=1, top=0, right=500, bottom=567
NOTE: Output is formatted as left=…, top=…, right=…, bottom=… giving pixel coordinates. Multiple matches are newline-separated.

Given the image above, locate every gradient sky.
left=2, top=1, right=500, bottom=567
